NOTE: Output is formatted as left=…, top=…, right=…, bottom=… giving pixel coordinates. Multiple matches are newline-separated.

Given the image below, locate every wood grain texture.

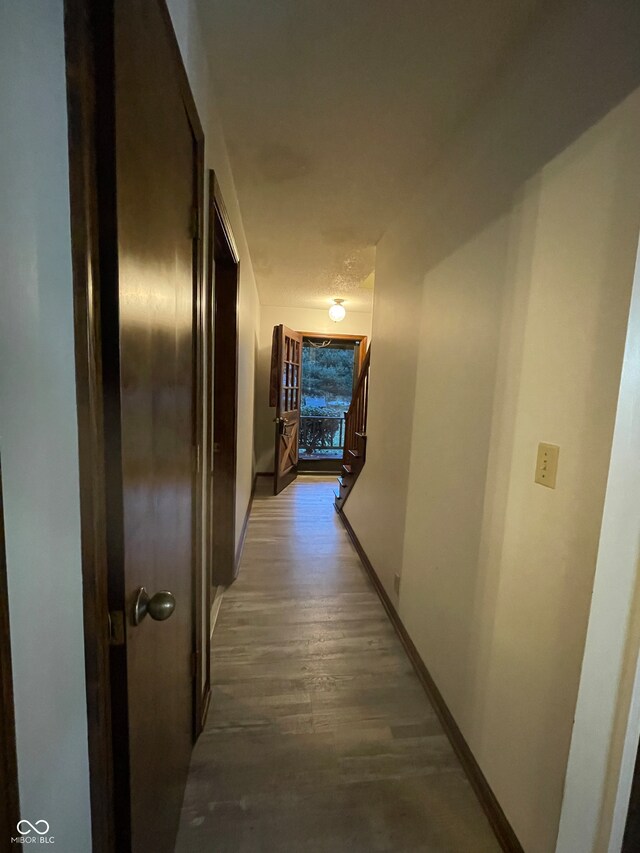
left=176, top=477, right=500, bottom=852
left=64, top=1, right=206, bottom=848
left=273, top=325, right=303, bottom=495
left=110, top=1, right=202, bottom=848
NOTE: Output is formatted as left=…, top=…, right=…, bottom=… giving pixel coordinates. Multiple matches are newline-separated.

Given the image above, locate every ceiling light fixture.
left=329, top=298, right=346, bottom=323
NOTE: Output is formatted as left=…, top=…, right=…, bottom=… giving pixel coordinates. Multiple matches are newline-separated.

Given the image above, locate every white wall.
left=345, top=1, right=640, bottom=850
left=167, top=0, right=261, bottom=548
left=555, top=234, right=640, bottom=853
left=340, top=245, right=423, bottom=599
left=0, top=2, right=92, bottom=850
left=254, top=305, right=372, bottom=473
left=400, top=93, right=640, bottom=852
left=346, top=0, right=640, bottom=607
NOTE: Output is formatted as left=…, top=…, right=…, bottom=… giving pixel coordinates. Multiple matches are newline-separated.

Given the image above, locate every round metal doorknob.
left=133, top=587, right=176, bottom=625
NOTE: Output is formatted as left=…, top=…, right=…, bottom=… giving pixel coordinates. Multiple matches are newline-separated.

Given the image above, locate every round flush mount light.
left=329, top=298, right=346, bottom=322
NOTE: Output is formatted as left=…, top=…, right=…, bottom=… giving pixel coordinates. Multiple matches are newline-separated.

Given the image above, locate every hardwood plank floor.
left=176, top=476, right=499, bottom=852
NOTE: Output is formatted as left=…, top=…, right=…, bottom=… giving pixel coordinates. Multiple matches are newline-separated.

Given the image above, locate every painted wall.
left=555, top=233, right=640, bottom=853
left=346, top=0, right=640, bottom=608
left=345, top=1, right=640, bottom=850
left=0, top=2, right=92, bottom=850
left=339, top=243, right=423, bottom=600
left=254, top=305, right=372, bottom=473
left=167, top=0, right=261, bottom=549
left=402, top=93, right=640, bottom=852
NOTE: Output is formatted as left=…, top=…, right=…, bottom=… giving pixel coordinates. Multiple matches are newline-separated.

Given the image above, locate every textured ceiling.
left=198, top=0, right=542, bottom=311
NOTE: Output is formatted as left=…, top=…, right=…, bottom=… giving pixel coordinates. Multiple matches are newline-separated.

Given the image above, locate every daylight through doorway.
left=298, top=337, right=360, bottom=472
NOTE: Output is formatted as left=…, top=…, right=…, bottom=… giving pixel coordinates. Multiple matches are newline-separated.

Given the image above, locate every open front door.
left=272, top=324, right=302, bottom=494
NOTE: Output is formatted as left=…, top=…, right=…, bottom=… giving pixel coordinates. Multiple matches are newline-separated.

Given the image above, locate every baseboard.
left=235, top=474, right=257, bottom=571
left=337, top=508, right=524, bottom=853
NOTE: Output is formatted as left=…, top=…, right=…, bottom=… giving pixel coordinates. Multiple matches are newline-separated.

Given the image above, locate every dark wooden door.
left=110, top=2, right=199, bottom=850
left=273, top=325, right=303, bottom=494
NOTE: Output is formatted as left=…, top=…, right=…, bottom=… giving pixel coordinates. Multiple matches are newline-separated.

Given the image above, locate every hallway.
left=176, top=477, right=499, bottom=852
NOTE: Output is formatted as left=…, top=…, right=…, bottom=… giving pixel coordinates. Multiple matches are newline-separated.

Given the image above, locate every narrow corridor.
left=176, top=477, right=499, bottom=852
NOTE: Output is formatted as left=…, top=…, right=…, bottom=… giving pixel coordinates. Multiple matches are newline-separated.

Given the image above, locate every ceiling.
left=198, top=0, right=542, bottom=312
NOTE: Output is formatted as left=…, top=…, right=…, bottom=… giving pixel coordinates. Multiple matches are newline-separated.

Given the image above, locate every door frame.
left=63, top=2, right=206, bottom=849
left=208, top=172, right=240, bottom=587
left=0, top=458, right=20, bottom=844
left=298, top=332, right=368, bottom=373
left=297, top=333, right=368, bottom=473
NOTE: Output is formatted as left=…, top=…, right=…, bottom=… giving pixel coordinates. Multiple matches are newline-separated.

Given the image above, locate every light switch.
left=535, top=442, right=559, bottom=488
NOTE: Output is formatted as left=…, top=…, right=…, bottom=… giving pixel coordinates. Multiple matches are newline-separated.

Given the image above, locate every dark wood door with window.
left=107, top=2, right=201, bottom=850
left=272, top=325, right=303, bottom=494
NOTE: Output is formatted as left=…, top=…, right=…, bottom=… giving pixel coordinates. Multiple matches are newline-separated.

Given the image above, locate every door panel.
left=114, top=1, right=197, bottom=849
left=273, top=325, right=303, bottom=495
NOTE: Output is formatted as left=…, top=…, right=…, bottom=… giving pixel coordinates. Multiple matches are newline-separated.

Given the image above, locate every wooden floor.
left=176, top=476, right=499, bottom=852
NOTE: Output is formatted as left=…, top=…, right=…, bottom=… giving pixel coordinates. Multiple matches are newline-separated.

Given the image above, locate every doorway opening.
left=208, top=172, right=240, bottom=588
left=298, top=334, right=367, bottom=473
left=270, top=328, right=368, bottom=493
